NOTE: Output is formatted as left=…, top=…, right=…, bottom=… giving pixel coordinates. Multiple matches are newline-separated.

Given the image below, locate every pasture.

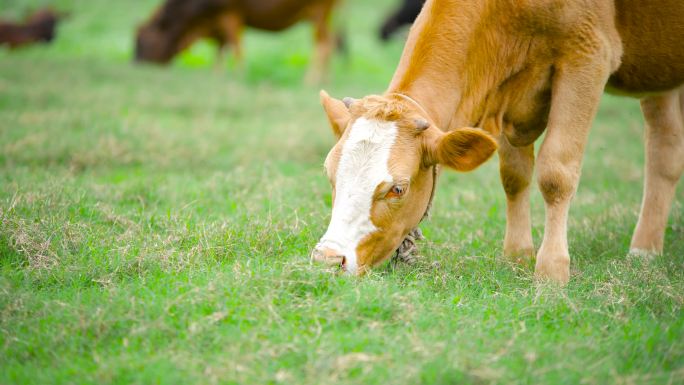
left=1, top=0, right=683, bottom=383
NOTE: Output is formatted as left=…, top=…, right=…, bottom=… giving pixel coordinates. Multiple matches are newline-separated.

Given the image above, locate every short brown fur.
left=316, top=0, right=684, bottom=283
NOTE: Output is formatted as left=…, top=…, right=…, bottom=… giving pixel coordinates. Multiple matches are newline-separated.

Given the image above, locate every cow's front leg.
left=305, top=3, right=334, bottom=85
left=217, top=12, right=244, bottom=72
left=498, top=131, right=535, bottom=263
left=535, top=57, right=613, bottom=284
left=214, top=43, right=227, bottom=73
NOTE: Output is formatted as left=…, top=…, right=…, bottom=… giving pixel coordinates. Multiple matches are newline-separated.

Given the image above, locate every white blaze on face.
left=318, top=117, right=398, bottom=274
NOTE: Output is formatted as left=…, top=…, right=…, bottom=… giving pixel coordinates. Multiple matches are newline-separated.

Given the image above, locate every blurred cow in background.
left=136, top=0, right=341, bottom=83
left=379, top=0, right=424, bottom=41
left=0, top=8, right=63, bottom=49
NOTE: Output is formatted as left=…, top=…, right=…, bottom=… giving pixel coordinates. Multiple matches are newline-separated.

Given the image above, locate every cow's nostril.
left=311, top=247, right=345, bottom=266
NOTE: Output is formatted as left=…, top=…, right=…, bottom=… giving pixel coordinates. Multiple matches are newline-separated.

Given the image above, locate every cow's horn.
left=415, top=119, right=430, bottom=131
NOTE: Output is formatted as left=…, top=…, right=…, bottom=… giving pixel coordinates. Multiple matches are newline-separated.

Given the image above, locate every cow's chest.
left=500, top=64, right=554, bottom=147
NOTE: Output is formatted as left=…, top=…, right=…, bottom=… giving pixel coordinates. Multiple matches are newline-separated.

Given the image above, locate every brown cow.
left=312, top=0, right=684, bottom=284
left=0, top=8, right=62, bottom=49
left=135, top=0, right=340, bottom=82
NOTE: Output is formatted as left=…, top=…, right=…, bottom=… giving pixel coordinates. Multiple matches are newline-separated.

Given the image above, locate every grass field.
left=1, top=0, right=683, bottom=384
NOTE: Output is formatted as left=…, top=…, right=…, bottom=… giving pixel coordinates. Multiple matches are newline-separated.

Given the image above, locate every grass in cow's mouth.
left=1, top=0, right=683, bottom=384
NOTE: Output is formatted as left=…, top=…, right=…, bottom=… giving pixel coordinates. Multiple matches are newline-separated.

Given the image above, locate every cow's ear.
left=426, top=128, right=497, bottom=171
left=320, top=90, right=350, bottom=139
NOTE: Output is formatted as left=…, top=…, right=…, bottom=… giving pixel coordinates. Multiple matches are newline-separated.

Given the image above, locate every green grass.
left=1, top=0, right=683, bottom=384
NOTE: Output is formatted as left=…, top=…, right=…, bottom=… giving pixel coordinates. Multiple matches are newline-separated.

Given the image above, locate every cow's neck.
left=386, top=0, right=503, bottom=132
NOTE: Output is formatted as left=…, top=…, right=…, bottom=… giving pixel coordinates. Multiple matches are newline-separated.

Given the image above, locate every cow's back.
left=238, top=0, right=333, bottom=30
left=608, top=0, right=684, bottom=94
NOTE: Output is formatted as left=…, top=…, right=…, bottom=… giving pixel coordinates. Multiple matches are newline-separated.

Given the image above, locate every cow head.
left=135, top=0, right=224, bottom=64
left=312, top=91, right=497, bottom=275
left=26, top=8, right=62, bottom=43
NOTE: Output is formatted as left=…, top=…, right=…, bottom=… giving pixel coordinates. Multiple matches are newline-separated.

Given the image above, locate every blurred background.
left=0, top=0, right=435, bottom=198
left=0, top=0, right=416, bottom=87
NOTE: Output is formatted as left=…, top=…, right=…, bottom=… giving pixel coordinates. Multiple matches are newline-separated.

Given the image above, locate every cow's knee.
left=500, top=164, right=531, bottom=198
left=536, top=160, right=577, bottom=205
left=498, top=135, right=534, bottom=198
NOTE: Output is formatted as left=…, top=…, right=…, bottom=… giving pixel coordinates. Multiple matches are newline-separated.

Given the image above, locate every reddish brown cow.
left=313, top=0, right=684, bottom=284
left=136, top=0, right=340, bottom=82
left=0, top=8, right=62, bottom=49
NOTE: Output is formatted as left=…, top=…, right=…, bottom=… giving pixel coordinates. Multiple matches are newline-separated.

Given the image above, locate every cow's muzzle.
left=310, top=246, right=346, bottom=268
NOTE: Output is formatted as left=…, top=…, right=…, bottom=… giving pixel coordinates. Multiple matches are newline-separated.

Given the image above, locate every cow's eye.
left=386, top=184, right=406, bottom=199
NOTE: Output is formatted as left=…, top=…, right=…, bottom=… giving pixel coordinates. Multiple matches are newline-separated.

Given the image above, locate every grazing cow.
left=379, top=0, right=424, bottom=41
left=136, top=0, right=340, bottom=82
left=0, top=8, right=62, bottom=49
left=312, top=0, right=684, bottom=284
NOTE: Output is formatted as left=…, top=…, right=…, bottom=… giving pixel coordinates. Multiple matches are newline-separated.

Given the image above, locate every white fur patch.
left=317, top=117, right=398, bottom=274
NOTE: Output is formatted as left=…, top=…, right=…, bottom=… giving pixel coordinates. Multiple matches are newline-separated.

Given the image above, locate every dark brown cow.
left=0, top=8, right=62, bottom=49
left=379, top=0, right=424, bottom=41
left=136, top=0, right=340, bottom=82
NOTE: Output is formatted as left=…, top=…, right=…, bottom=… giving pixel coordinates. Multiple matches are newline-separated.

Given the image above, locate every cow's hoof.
left=627, top=248, right=659, bottom=261
left=504, top=247, right=535, bottom=266
left=534, top=255, right=570, bottom=285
